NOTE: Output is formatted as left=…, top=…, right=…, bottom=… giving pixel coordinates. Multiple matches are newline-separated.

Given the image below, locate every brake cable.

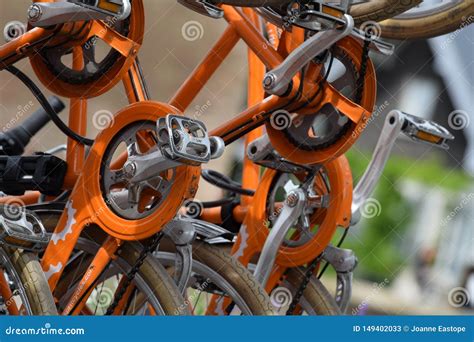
left=5, top=65, right=94, bottom=146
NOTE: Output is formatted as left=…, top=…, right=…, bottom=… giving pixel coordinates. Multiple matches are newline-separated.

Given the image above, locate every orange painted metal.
left=231, top=155, right=353, bottom=268
left=240, top=8, right=265, bottom=207
left=64, top=47, right=87, bottom=189
left=170, top=26, right=240, bottom=112
left=62, top=237, right=120, bottom=315
left=42, top=101, right=199, bottom=292
left=223, top=5, right=282, bottom=70
left=29, top=0, right=144, bottom=98
left=266, top=37, right=377, bottom=165
left=0, top=271, right=20, bottom=315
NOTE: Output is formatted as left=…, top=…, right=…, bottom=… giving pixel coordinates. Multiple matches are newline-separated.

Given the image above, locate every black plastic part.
left=220, top=199, right=242, bottom=234
left=0, top=153, right=67, bottom=196
left=0, top=96, right=65, bottom=156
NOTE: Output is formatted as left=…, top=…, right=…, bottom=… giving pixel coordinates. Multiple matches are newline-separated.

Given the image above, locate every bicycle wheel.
left=0, top=248, right=57, bottom=315
left=379, top=0, right=474, bottom=39
left=279, top=267, right=341, bottom=315
left=157, top=240, right=274, bottom=315
left=53, top=234, right=189, bottom=315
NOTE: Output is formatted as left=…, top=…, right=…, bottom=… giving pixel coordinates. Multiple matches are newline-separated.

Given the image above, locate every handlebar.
left=0, top=96, right=65, bottom=156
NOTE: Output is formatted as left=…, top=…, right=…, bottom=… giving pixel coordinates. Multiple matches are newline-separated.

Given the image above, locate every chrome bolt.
left=263, top=74, right=275, bottom=89
left=286, top=192, right=298, bottom=207
left=123, top=162, right=137, bottom=178
left=27, top=5, right=42, bottom=22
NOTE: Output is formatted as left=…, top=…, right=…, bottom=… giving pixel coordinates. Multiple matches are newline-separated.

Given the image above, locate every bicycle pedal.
left=0, top=206, right=48, bottom=252
left=178, top=0, right=224, bottom=19
left=69, top=0, right=131, bottom=18
left=400, top=112, right=454, bottom=149
left=157, top=115, right=213, bottom=165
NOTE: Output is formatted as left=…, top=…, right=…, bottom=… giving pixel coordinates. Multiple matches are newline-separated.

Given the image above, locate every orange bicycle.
left=0, top=0, right=462, bottom=316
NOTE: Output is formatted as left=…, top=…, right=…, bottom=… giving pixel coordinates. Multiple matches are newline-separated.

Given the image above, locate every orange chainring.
left=77, top=101, right=200, bottom=240
left=233, top=155, right=352, bottom=268
left=266, top=36, right=376, bottom=165
left=29, top=0, right=144, bottom=99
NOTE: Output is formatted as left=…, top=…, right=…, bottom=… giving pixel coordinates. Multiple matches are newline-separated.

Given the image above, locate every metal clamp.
left=263, top=14, right=354, bottom=96
left=163, top=217, right=196, bottom=295
left=322, top=245, right=357, bottom=313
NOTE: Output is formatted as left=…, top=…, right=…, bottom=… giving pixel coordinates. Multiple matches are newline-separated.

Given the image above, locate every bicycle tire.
left=284, top=267, right=341, bottom=315
left=379, top=1, right=474, bottom=39
left=7, top=249, right=58, bottom=315
left=191, top=240, right=274, bottom=315
left=211, top=0, right=420, bottom=24
left=54, top=240, right=190, bottom=315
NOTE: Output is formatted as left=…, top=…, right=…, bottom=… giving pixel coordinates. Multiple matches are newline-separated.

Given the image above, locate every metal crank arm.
left=352, top=110, right=454, bottom=221
left=247, top=135, right=312, bottom=174
left=28, top=0, right=131, bottom=27
left=263, top=14, right=354, bottom=96
left=253, top=188, right=306, bottom=287
left=322, top=245, right=357, bottom=313
left=178, top=0, right=223, bottom=19
left=163, top=218, right=196, bottom=295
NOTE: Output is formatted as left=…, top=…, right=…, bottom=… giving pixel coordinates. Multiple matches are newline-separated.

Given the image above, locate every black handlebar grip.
left=0, top=96, right=65, bottom=155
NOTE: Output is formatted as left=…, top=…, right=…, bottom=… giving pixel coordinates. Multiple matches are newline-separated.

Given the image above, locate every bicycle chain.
left=105, top=232, right=164, bottom=315
left=285, top=38, right=371, bottom=315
